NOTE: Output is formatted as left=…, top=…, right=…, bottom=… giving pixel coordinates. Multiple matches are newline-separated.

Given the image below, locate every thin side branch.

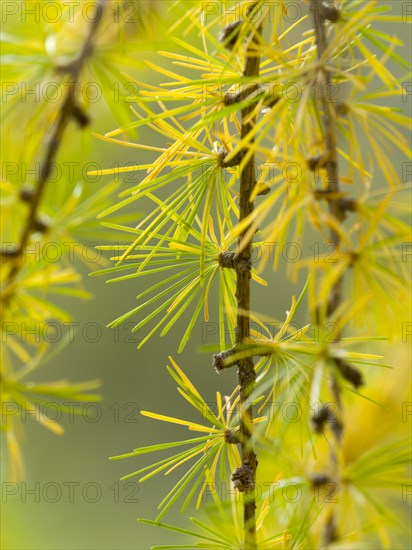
left=3, top=0, right=106, bottom=297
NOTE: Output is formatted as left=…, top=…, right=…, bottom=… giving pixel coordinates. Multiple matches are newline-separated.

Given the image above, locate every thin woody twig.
left=309, top=1, right=346, bottom=545
left=228, top=6, right=263, bottom=548
left=3, top=0, right=106, bottom=296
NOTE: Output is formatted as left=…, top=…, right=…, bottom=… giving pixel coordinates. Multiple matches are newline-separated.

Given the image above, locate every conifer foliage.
left=2, top=1, right=410, bottom=548
left=95, top=1, right=411, bottom=548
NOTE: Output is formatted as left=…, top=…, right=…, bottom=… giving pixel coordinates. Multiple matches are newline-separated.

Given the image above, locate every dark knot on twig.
left=310, top=1, right=340, bottom=24
left=223, top=83, right=260, bottom=106
left=334, top=358, right=364, bottom=389
left=218, top=252, right=251, bottom=273
left=213, top=349, right=238, bottom=372
left=310, top=472, right=332, bottom=488
left=256, top=182, right=271, bottom=196
left=232, top=462, right=254, bottom=492
left=219, top=20, right=243, bottom=50
left=19, top=185, right=35, bottom=203
left=321, top=1, right=340, bottom=23
left=218, top=251, right=236, bottom=269
left=218, top=149, right=246, bottom=168
left=224, top=428, right=240, bottom=444
left=311, top=403, right=343, bottom=440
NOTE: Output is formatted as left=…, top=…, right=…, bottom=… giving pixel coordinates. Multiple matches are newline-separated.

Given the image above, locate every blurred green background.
left=1, top=1, right=411, bottom=548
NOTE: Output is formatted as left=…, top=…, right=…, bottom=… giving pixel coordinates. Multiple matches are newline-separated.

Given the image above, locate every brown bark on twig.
left=232, top=11, right=262, bottom=550
left=309, top=1, right=346, bottom=545
left=2, top=0, right=106, bottom=300
left=218, top=4, right=263, bottom=548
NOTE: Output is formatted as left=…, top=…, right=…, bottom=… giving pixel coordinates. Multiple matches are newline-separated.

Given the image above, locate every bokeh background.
left=1, top=1, right=411, bottom=548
